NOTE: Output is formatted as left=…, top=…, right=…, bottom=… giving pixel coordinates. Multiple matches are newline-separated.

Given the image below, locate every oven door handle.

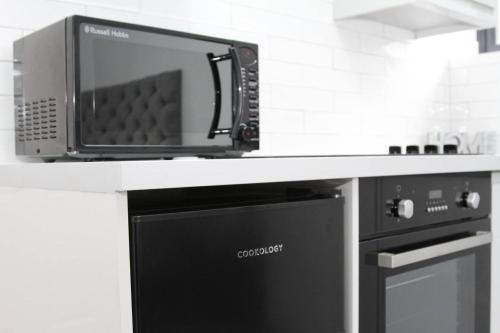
left=375, top=231, right=492, bottom=269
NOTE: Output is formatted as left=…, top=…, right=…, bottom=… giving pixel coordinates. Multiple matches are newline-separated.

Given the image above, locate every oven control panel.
left=359, top=172, right=491, bottom=238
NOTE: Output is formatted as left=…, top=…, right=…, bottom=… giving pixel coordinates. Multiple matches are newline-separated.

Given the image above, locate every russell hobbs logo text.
left=237, top=244, right=283, bottom=259
left=84, top=25, right=130, bottom=39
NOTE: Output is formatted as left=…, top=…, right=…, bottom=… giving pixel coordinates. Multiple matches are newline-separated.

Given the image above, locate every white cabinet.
left=333, top=0, right=496, bottom=38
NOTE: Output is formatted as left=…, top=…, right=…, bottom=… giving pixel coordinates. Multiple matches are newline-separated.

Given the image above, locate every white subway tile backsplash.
left=226, top=0, right=269, bottom=10
left=451, top=84, right=500, bottom=102
left=299, top=21, right=336, bottom=46
left=0, top=62, right=13, bottom=95
left=304, top=113, right=361, bottom=135
left=271, top=85, right=304, bottom=110
left=269, top=0, right=333, bottom=23
left=0, top=95, right=14, bottom=130
left=0, top=28, right=22, bottom=62
left=448, top=103, right=470, bottom=120
left=260, top=60, right=303, bottom=86
left=304, top=112, right=339, bottom=134
left=450, top=51, right=500, bottom=68
left=467, top=65, right=500, bottom=85
left=54, top=0, right=140, bottom=11
left=333, top=49, right=385, bottom=75
left=0, top=0, right=84, bottom=30
left=450, top=68, right=468, bottom=85
left=360, top=75, right=387, bottom=96
left=264, top=109, right=303, bottom=134
left=269, top=37, right=332, bottom=67
left=469, top=101, right=500, bottom=118
left=332, top=92, right=363, bottom=114
left=142, top=0, right=232, bottom=27
left=271, top=85, right=333, bottom=112
left=0, top=130, right=16, bottom=163
left=330, top=70, right=361, bottom=93
left=302, top=67, right=335, bottom=90
left=85, top=6, right=192, bottom=31
left=357, top=54, right=386, bottom=75
left=259, top=83, right=272, bottom=109
left=231, top=6, right=303, bottom=40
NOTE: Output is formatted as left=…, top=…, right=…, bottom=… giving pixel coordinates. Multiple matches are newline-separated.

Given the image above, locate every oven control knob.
left=388, top=199, right=414, bottom=219
left=397, top=199, right=414, bottom=219
left=461, top=192, right=480, bottom=209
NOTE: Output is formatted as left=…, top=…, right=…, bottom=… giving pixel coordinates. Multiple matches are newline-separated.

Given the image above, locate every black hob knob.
left=444, top=144, right=458, bottom=154
left=389, top=146, right=402, bottom=154
left=424, top=145, right=438, bottom=154
left=406, top=145, right=420, bottom=154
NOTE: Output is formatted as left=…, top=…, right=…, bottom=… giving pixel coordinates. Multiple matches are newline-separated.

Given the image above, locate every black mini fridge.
left=129, top=186, right=344, bottom=333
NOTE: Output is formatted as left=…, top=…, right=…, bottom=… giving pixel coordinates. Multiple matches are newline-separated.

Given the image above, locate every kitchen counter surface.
left=1, top=155, right=500, bottom=193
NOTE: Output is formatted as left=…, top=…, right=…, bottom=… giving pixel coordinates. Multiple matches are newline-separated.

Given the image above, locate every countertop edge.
left=1, top=155, right=500, bottom=193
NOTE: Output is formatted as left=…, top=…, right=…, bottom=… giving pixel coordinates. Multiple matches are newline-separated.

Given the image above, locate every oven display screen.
left=429, top=190, right=443, bottom=200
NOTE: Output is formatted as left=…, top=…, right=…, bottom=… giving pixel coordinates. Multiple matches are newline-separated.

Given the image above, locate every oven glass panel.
left=385, top=255, right=475, bottom=333
left=78, top=23, right=232, bottom=147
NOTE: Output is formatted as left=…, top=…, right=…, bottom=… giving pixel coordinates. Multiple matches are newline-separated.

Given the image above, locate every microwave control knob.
left=461, top=192, right=480, bottom=209
left=239, top=125, right=254, bottom=141
left=388, top=199, right=414, bottom=219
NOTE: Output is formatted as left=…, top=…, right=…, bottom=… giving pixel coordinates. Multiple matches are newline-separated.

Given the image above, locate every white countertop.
left=1, top=155, right=500, bottom=193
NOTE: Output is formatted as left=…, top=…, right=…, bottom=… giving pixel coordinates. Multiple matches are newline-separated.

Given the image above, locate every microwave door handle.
left=374, top=231, right=492, bottom=269
left=206, top=47, right=243, bottom=139
left=206, top=52, right=231, bottom=138
left=228, top=47, right=244, bottom=139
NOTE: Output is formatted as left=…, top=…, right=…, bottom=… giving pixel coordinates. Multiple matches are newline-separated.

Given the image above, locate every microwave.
left=13, top=16, right=259, bottom=160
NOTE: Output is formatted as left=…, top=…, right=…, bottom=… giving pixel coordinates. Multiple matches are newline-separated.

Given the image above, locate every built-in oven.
left=128, top=181, right=345, bottom=333
left=359, top=172, right=492, bottom=333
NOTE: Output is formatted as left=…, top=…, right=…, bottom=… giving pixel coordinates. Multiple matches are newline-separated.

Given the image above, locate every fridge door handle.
left=374, top=231, right=492, bottom=269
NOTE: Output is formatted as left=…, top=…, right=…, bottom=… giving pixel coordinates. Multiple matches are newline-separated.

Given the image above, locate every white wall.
left=449, top=51, right=500, bottom=140
left=0, top=0, right=477, bottom=162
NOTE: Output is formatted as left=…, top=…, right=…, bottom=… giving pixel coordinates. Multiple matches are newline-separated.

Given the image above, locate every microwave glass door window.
left=385, top=255, right=475, bottom=333
left=78, top=24, right=232, bottom=147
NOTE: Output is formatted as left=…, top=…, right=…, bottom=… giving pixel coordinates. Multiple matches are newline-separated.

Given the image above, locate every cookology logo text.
left=237, top=244, right=284, bottom=259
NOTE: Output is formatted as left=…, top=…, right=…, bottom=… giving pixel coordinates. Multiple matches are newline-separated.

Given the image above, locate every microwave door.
left=77, top=24, right=234, bottom=149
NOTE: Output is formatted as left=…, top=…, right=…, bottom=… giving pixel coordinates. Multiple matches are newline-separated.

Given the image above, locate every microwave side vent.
left=16, top=98, right=58, bottom=142
left=14, top=18, right=67, bottom=158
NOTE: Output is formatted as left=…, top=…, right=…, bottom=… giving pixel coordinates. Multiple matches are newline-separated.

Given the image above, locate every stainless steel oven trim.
left=375, top=231, right=492, bottom=269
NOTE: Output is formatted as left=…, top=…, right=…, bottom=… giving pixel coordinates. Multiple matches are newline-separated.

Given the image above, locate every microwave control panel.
left=235, top=44, right=259, bottom=150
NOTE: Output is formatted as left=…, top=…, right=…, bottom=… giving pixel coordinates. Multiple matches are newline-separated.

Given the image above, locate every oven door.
left=360, top=219, right=491, bottom=333
left=72, top=16, right=256, bottom=156
left=130, top=198, right=344, bottom=333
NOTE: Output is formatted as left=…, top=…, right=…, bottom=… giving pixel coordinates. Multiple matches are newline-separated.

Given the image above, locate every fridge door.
left=130, top=197, right=344, bottom=333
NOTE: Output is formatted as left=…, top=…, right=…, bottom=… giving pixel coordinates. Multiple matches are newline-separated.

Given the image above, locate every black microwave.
left=13, top=16, right=259, bottom=160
